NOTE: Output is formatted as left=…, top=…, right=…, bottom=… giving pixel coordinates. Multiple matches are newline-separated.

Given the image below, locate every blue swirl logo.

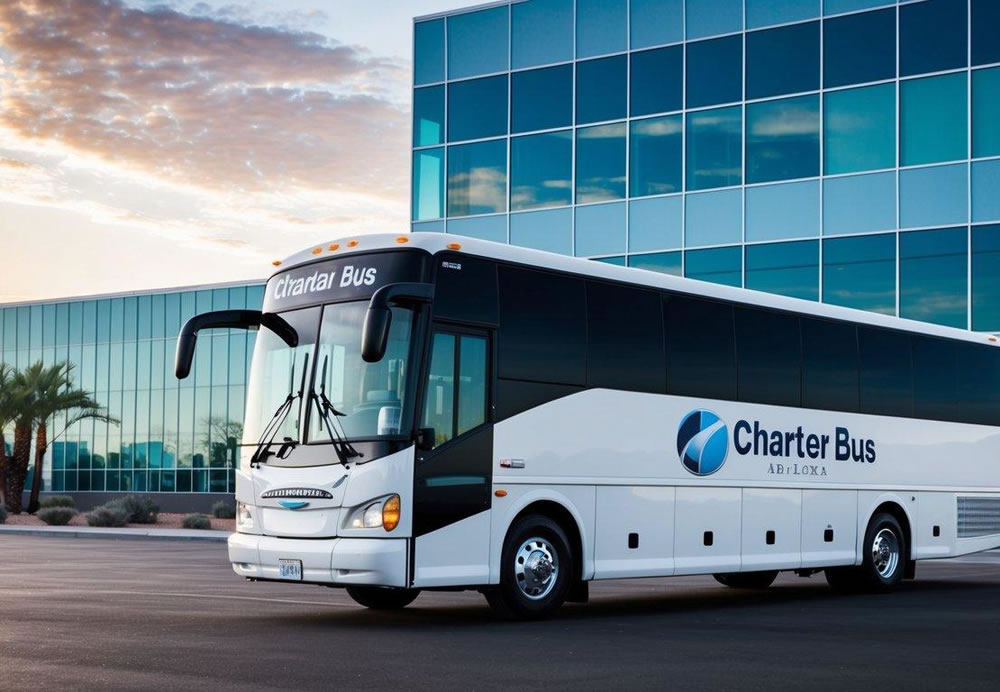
left=677, top=410, right=729, bottom=476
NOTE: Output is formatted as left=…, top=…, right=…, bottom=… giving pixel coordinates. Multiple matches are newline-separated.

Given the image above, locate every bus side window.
left=421, top=331, right=488, bottom=448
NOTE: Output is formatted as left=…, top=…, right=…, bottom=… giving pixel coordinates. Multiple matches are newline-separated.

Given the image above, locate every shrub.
left=39, top=495, right=76, bottom=509
left=86, top=504, right=130, bottom=527
left=0, top=503, right=7, bottom=524
left=211, top=501, right=236, bottom=519
left=107, top=495, right=159, bottom=524
left=182, top=513, right=213, bottom=530
left=37, top=507, right=77, bottom=526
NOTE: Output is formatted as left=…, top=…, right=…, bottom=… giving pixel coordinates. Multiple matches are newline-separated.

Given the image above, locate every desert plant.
left=0, top=503, right=7, bottom=524
left=182, top=513, right=213, bottom=530
left=86, top=504, right=130, bottom=527
left=211, top=501, right=236, bottom=519
left=37, top=506, right=77, bottom=526
left=107, top=494, right=159, bottom=524
left=38, top=495, right=76, bottom=509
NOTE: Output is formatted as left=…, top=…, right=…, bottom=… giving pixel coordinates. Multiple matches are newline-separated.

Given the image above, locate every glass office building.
left=0, top=282, right=264, bottom=506
left=411, top=0, right=1000, bottom=331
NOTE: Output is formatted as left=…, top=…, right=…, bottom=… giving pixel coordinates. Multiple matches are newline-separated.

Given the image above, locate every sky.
left=0, top=0, right=473, bottom=302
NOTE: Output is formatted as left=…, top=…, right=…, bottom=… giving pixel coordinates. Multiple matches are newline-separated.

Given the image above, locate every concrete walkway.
left=0, top=524, right=229, bottom=542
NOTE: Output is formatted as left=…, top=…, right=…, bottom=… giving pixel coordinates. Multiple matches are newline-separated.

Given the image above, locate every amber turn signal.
left=447, top=242, right=462, bottom=250
left=382, top=495, right=401, bottom=531
left=495, top=489, right=507, bottom=498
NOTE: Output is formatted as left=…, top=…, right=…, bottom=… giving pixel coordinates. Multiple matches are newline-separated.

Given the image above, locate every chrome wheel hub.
left=872, top=528, right=900, bottom=579
left=514, top=537, right=559, bottom=600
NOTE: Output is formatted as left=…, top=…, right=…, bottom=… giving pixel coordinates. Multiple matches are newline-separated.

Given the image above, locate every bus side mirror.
left=175, top=310, right=297, bottom=379
left=415, top=427, right=435, bottom=451
left=361, top=282, right=435, bottom=363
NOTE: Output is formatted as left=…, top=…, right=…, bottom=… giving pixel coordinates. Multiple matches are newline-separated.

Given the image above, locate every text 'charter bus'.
left=175, top=233, right=1000, bottom=618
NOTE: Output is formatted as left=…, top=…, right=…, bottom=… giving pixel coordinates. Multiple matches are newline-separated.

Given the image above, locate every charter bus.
left=175, top=233, right=1000, bottom=618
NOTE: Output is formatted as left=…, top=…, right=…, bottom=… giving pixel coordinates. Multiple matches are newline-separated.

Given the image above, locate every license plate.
left=278, top=559, right=302, bottom=581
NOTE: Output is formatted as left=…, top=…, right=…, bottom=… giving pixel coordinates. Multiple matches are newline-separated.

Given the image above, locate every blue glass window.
left=630, top=0, right=682, bottom=49
left=511, top=65, right=573, bottom=133
left=825, top=0, right=893, bottom=13
left=414, top=19, right=444, bottom=85
left=576, top=0, right=627, bottom=58
left=746, top=22, right=819, bottom=100
left=510, top=131, right=573, bottom=211
left=823, top=172, right=897, bottom=236
left=628, top=251, right=682, bottom=276
left=685, top=188, right=742, bottom=246
left=686, top=106, right=742, bottom=191
left=631, top=46, right=682, bottom=117
left=901, top=73, right=968, bottom=166
left=900, top=0, right=967, bottom=77
left=973, top=159, right=1000, bottom=223
left=823, top=8, right=895, bottom=89
left=576, top=123, right=626, bottom=204
left=575, top=202, right=626, bottom=257
left=899, top=164, right=968, bottom=229
left=686, top=0, right=742, bottom=41
left=512, top=0, right=573, bottom=69
left=745, top=241, right=819, bottom=301
left=746, top=95, right=820, bottom=184
left=446, top=215, right=507, bottom=243
left=746, top=0, right=819, bottom=29
left=577, top=56, right=627, bottom=124
left=413, top=221, right=444, bottom=233
left=595, top=256, right=626, bottom=266
left=685, top=246, right=742, bottom=287
left=412, top=148, right=444, bottom=220
left=510, top=207, right=573, bottom=255
left=447, top=140, right=507, bottom=217
left=413, top=86, right=444, bottom=147
left=447, top=76, right=507, bottom=142
left=973, top=0, right=1000, bottom=66
left=973, top=68, right=1000, bottom=158
left=972, top=225, right=1000, bottom=331
left=629, top=196, right=683, bottom=252
left=745, top=180, right=819, bottom=242
left=823, top=234, right=896, bottom=315
left=686, top=36, right=742, bottom=109
left=630, top=115, right=682, bottom=198
left=447, top=7, right=508, bottom=80
left=824, top=83, right=895, bottom=175
left=900, top=227, right=968, bottom=329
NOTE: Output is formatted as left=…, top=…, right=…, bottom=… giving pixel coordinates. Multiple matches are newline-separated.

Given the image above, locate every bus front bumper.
left=228, top=532, right=408, bottom=587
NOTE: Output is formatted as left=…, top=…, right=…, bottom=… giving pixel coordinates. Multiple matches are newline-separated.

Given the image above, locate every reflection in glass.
left=745, top=180, right=819, bottom=242
left=447, top=7, right=508, bottom=80
left=823, top=234, right=896, bottom=315
left=746, top=0, right=818, bottom=29
left=901, top=73, right=967, bottom=166
left=412, top=148, right=444, bottom=221
left=576, top=56, right=627, bottom=125
left=973, top=67, right=1000, bottom=158
left=575, top=202, right=626, bottom=257
left=824, top=84, right=895, bottom=175
left=900, top=227, right=968, bottom=329
left=746, top=95, right=819, bottom=184
left=413, top=86, right=444, bottom=147
left=631, top=46, right=682, bottom=117
left=575, top=123, right=626, bottom=204
left=512, top=0, right=573, bottom=69
left=686, top=188, right=742, bottom=246
left=686, top=106, right=742, bottom=191
left=511, top=131, right=572, bottom=211
left=576, top=0, right=626, bottom=58
left=447, top=76, right=507, bottom=142
left=686, top=36, right=742, bottom=109
left=423, top=333, right=454, bottom=447
left=447, top=215, right=507, bottom=243
left=510, top=207, right=573, bottom=255
left=900, top=0, right=967, bottom=77
left=686, top=0, right=742, bottom=41
left=630, top=115, right=682, bottom=198
left=511, top=65, right=572, bottom=133
left=972, top=225, right=1000, bottom=332
left=629, top=196, right=682, bottom=252
left=457, top=336, right=487, bottom=436
left=972, top=159, right=1000, bottom=223
left=973, top=0, right=1000, bottom=66
left=746, top=22, right=819, bottom=100
left=823, top=8, right=895, bottom=89
left=899, top=164, right=968, bottom=229
left=628, top=251, right=682, bottom=276
left=414, top=19, right=444, bottom=85
left=745, top=240, right=819, bottom=301
left=823, top=172, right=897, bottom=236
left=630, top=0, right=682, bottom=49
left=447, top=140, right=507, bottom=217
left=685, top=246, right=742, bottom=287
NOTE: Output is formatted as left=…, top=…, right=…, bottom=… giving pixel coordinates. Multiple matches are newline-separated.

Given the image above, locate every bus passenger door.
left=411, top=327, right=494, bottom=587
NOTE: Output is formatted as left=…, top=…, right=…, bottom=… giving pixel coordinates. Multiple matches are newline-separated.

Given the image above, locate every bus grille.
left=957, top=497, right=1000, bottom=538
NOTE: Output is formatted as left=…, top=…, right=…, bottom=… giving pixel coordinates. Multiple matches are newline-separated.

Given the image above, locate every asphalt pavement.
left=2, top=535, right=1000, bottom=691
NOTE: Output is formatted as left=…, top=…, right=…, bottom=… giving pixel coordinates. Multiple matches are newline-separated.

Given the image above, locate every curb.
left=0, top=525, right=229, bottom=543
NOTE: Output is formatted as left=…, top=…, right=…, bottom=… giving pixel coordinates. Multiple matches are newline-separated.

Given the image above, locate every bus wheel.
left=713, top=571, right=778, bottom=589
left=826, top=512, right=906, bottom=593
left=485, top=515, right=573, bottom=620
left=345, top=586, right=420, bottom=610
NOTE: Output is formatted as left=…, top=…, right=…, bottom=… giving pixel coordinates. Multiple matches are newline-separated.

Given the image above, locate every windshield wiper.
left=310, top=355, right=364, bottom=465
left=249, top=353, right=309, bottom=468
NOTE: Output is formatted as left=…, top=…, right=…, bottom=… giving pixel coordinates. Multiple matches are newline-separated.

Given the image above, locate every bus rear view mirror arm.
left=361, top=282, right=435, bottom=363
left=175, top=310, right=298, bottom=379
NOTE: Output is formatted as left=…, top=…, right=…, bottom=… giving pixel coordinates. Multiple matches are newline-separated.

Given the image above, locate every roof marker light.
left=347, top=240, right=359, bottom=248
left=328, top=243, right=340, bottom=251
left=272, top=260, right=282, bottom=267
left=447, top=242, right=462, bottom=250
left=396, top=236, right=409, bottom=243
left=312, top=247, right=322, bottom=255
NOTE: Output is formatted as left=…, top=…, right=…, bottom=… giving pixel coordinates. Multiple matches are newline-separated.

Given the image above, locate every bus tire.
left=713, top=571, right=778, bottom=589
left=826, top=512, right=906, bottom=593
left=485, top=514, right=573, bottom=620
left=345, top=586, right=420, bottom=610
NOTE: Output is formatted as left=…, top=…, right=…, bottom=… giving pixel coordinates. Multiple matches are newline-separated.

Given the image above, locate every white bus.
left=176, top=233, right=1000, bottom=619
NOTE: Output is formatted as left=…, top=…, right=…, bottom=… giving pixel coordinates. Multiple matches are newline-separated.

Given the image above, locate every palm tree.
left=4, top=363, right=40, bottom=514
left=0, top=363, right=19, bottom=507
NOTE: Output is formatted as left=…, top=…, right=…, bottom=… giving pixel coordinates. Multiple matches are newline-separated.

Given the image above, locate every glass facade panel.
left=825, top=0, right=893, bottom=13
left=900, top=0, right=967, bottom=78
left=447, top=7, right=508, bottom=80
left=447, top=139, right=507, bottom=217
left=446, top=214, right=507, bottom=243
left=686, top=36, right=742, bottom=109
left=629, top=196, right=683, bottom=252
left=823, top=233, right=896, bottom=315
left=511, top=0, right=573, bottom=69
left=824, top=83, right=895, bottom=175
left=823, top=8, right=895, bottom=89
left=900, top=227, right=969, bottom=328
left=576, top=0, right=626, bottom=58
left=511, top=131, right=573, bottom=211
left=823, top=171, right=897, bottom=236
left=972, top=159, right=1000, bottom=223
left=575, top=202, right=626, bottom=256
left=686, top=0, right=742, bottom=41
left=630, top=46, right=683, bottom=117
left=412, top=148, right=444, bottom=220
left=414, top=19, right=444, bottom=85
left=746, top=0, right=818, bottom=29
left=899, top=164, right=968, bottom=229
left=576, top=123, right=626, bottom=204
left=413, top=85, right=444, bottom=147
left=745, top=240, right=819, bottom=301
left=630, top=115, right=682, bottom=198
left=447, top=75, right=507, bottom=142
left=746, top=22, right=819, bottom=100
left=630, top=0, right=682, bottom=49
left=745, top=180, right=819, bottom=242
left=628, top=251, right=682, bottom=275
left=686, top=106, right=742, bottom=191
left=746, top=95, right=820, bottom=184
left=684, top=246, right=742, bottom=287
left=900, top=73, right=968, bottom=166
left=511, top=65, right=573, bottom=133
left=973, top=67, right=1000, bottom=159
left=509, top=207, right=573, bottom=255
left=972, top=225, right=1000, bottom=332
left=685, top=188, right=742, bottom=247
left=576, top=56, right=627, bottom=125
left=972, top=0, right=1000, bottom=66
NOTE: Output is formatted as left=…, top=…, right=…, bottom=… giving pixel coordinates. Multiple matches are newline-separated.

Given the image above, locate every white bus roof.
left=276, top=233, right=999, bottom=348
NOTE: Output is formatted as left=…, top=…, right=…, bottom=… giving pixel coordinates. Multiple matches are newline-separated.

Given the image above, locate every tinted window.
left=447, top=140, right=507, bottom=217
left=972, top=225, right=1000, bottom=332
left=511, top=65, right=573, bottom=133
left=686, top=36, right=742, bottom=109
left=858, top=328, right=912, bottom=417
left=823, top=233, right=896, bottom=316
left=511, top=131, right=573, bottom=211
left=685, top=246, right=742, bottom=287
left=823, top=8, right=895, bottom=89
left=746, top=22, right=819, bottom=100
left=912, top=337, right=963, bottom=424
left=630, top=115, right=682, bottom=197
left=744, top=240, right=819, bottom=301
left=576, top=0, right=627, bottom=58
left=746, top=95, right=820, bottom=184
left=414, top=19, right=444, bottom=85
left=412, top=148, right=444, bottom=221
left=586, top=282, right=665, bottom=393
left=801, top=318, right=859, bottom=413
left=576, top=56, right=627, bottom=125
left=665, top=295, right=736, bottom=401
left=413, top=86, right=444, bottom=147
left=422, top=333, right=487, bottom=448
left=900, top=0, right=967, bottom=77
left=901, top=73, right=967, bottom=166
left=631, top=46, right=683, bottom=117
left=735, top=308, right=801, bottom=407
left=824, top=84, right=895, bottom=175
left=576, top=123, right=627, bottom=203
left=973, top=67, right=1000, bottom=159
left=447, top=76, right=508, bottom=142
left=899, top=227, right=968, bottom=329
left=686, top=106, right=742, bottom=191
left=512, top=0, right=573, bottom=69
left=628, top=251, right=682, bottom=275
left=433, top=254, right=498, bottom=324
left=630, top=0, right=682, bottom=49
left=498, top=266, right=586, bottom=385
left=973, top=0, right=1000, bottom=66
left=447, top=7, right=508, bottom=80
left=686, top=0, right=742, bottom=40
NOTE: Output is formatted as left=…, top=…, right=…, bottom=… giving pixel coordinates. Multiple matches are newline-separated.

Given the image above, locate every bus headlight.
left=349, top=494, right=401, bottom=531
left=237, top=503, right=254, bottom=530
